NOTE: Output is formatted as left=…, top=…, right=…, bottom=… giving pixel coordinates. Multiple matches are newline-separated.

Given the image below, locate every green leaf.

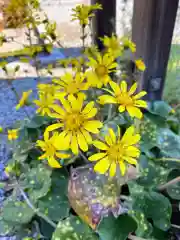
left=38, top=169, right=70, bottom=221
left=38, top=191, right=69, bottom=221
left=128, top=211, right=153, bottom=238
left=26, top=115, right=51, bottom=128
left=21, top=164, right=52, bottom=201
left=139, top=116, right=158, bottom=152
left=2, top=199, right=34, bottom=225
left=157, top=128, right=180, bottom=158
left=137, top=155, right=169, bottom=188
left=0, top=217, right=14, bottom=235
left=131, top=189, right=172, bottom=231
left=148, top=101, right=172, bottom=118
left=166, top=169, right=180, bottom=200
left=97, top=214, right=137, bottom=240
left=52, top=216, right=98, bottom=240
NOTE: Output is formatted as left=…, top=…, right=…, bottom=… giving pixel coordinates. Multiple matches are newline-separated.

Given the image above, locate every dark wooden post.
left=132, top=0, right=179, bottom=100
left=91, top=0, right=116, bottom=50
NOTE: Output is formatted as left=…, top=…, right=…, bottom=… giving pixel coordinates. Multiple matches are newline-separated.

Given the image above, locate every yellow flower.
left=170, top=108, right=175, bottom=114
left=0, top=126, right=3, bottom=133
left=16, top=90, right=32, bottom=110
left=101, top=34, right=123, bottom=58
left=86, top=53, right=117, bottom=88
left=8, top=129, right=19, bottom=141
left=46, top=95, right=103, bottom=155
left=89, top=126, right=141, bottom=176
left=34, top=93, right=54, bottom=116
left=71, top=4, right=102, bottom=26
left=135, top=59, right=146, bottom=71
left=53, top=72, right=88, bottom=99
left=37, top=83, right=60, bottom=96
left=99, top=81, right=147, bottom=119
left=121, top=37, right=136, bottom=53
left=36, top=131, right=71, bottom=168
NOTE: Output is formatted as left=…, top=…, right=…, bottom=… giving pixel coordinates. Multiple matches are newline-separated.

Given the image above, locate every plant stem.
left=18, top=186, right=57, bottom=229
left=156, top=157, right=180, bottom=163
left=158, top=176, right=180, bottom=191
left=107, top=104, right=112, bottom=121
left=128, top=234, right=147, bottom=240
left=6, top=79, right=31, bottom=120
left=79, top=150, right=89, bottom=163
left=171, top=224, right=180, bottom=229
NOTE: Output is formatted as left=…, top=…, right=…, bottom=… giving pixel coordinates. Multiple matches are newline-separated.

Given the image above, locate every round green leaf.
left=2, top=199, right=34, bottom=225
left=97, top=215, right=137, bottom=240
left=52, top=216, right=98, bottom=240
left=167, top=169, right=180, bottom=200
left=128, top=211, right=153, bottom=238
left=21, top=164, right=52, bottom=201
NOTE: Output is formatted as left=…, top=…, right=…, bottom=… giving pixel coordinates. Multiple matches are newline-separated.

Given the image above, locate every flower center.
left=46, top=142, right=56, bottom=157
left=110, top=40, right=119, bottom=50
left=65, top=112, right=84, bottom=131
left=117, top=93, right=133, bottom=106
left=95, top=65, right=108, bottom=77
left=107, top=144, right=125, bottom=162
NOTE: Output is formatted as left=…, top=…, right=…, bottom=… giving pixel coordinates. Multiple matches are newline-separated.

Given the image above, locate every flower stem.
left=128, top=234, right=146, bottom=240
left=79, top=150, right=89, bottom=163
left=158, top=176, right=180, bottom=191
left=156, top=157, right=180, bottom=163
left=18, top=185, right=57, bottom=228
left=6, top=79, right=31, bottom=120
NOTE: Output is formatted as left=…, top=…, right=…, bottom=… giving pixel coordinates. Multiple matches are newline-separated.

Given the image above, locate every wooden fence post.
left=91, top=0, right=116, bottom=50
left=132, top=0, right=179, bottom=100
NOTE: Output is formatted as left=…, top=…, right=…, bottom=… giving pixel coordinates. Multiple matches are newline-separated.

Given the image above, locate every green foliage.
left=97, top=215, right=137, bottom=240
left=52, top=216, right=98, bottom=240
left=2, top=198, right=34, bottom=225
left=163, top=44, right=180, bottom=122
left=1, top=1, right=180, bottom=239
left=166, top=169, right=180, bottom=200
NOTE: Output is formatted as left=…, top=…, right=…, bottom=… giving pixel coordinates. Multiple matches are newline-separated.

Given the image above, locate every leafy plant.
left=0, top=2, right=180, bottom=240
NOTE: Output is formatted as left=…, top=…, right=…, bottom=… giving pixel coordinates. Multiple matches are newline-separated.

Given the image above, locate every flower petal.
left=84, top=120, right=103, bottom=134
left=128, top=82, right=137, bottom=95
left=93, top=140, right=108, bottom=150
left=133, top=91, right=147, bottom=100
left=54, top=131, right=71, bottom=150
left=98, top=95, right=117, bottom=105
left=89, top=152, right=107, bottom=161
left=135, top=100, right=147, bottom=108
left=123, top=156, right=137, bottom=165
left=109, top=162, right=116, bottom=177
left=118, top=105, right=125, bottom=113
left=121, top=126, right=135, bottom=143
left=48, top=157, right=62, bottom=168
left=44, top=130, right=49, bottom=142
left=71, top=133, right=79, bottom=155
left=127, top=106, right=143, bottom=119
left=46, top=123, right=63, bottom=132
left=120, top=81, right=127, bottom=93
left=108, top=128, right=116, bottom=144
left=126, top=145, right=140, bottom=154
left=56, top=152, right=71, bottom=159
left=82, top=101, right=94, bottom=115
left=50, top=105, right=65, bottom=116
left=94, top=157, right=110, bottom=174
left=127, top=134, right=141, bottom=145
left=119, top=161, right=126, bottom=176
left=81, top=129, right=92, bottom=144
left=109, top=81, right=121, bottom=95
left=77, top=131, right=88, bottom=152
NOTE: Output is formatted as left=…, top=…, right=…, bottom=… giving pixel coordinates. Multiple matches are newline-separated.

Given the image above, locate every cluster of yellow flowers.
left=13, top=4, right=147, bottom=177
